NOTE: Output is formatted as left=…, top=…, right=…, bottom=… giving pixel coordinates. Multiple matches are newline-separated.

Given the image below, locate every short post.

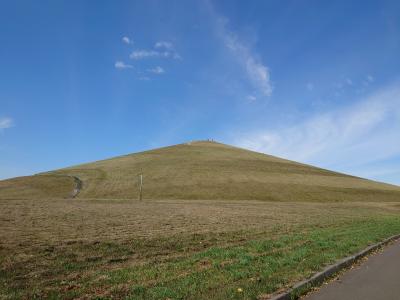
left=138, top=173, right=143, bottom=201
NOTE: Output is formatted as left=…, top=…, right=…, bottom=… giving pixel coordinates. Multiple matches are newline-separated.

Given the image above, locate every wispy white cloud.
left=155, top=41, right=173, bottom=50
left=122, top=36, right=133, bottom=45
left=246, top=95, right=257, bottom=102
left=118, top=38, right=179, bottom=80
left=129, top=41, right=180, bottom=61
left=0, top=117, right=14, bottom=131
left=170, top=52, right=181, bottom=60
left=115, top=61, right=133, bottom=69
left=130, top=49, right=180, bottom=60
left=211, top=12, right=272, bottom=98
left=147, top=66, right=165, bottom=74
left=233, top=83, right=400, bottom=177
left=362, top=74, right=375, bottom=87
left=130, top=50, right=161, bottom=60
left=154, top=41, right=181, bottom=59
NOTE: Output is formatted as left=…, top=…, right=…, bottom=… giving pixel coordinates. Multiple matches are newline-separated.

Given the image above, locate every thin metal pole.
left=139, top=174, right=143, bottom=201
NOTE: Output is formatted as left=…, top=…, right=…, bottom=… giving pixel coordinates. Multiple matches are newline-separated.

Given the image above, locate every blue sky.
left=1, top=0, right=400, bottom=185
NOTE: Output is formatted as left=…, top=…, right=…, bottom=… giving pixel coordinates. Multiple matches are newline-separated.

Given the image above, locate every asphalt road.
left=303, top=239, right=400, bottom=300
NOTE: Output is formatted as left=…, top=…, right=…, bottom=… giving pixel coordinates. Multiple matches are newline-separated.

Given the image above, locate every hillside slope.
left=0, top=174, right=76, bottom=199
left=1, top=141, right=400, bottom=201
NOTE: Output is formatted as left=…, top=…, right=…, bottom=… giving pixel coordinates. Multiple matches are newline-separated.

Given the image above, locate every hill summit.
left=1, top=140, right=400, bottom=201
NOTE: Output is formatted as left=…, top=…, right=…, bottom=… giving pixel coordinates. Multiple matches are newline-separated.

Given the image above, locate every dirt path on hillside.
left=70, top=176, right=82, bottom=198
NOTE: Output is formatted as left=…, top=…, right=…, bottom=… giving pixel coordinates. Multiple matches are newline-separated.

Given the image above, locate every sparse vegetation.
left=1, top=141, right=400, bottom=299
left=1, top=199, right=400, bottom=299
left=1, top=141, right=400, bottom=201
left=0, top=174, right=75, bottom=200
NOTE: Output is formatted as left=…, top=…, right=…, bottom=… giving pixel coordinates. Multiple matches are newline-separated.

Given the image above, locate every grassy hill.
left=2, top=141, right=400, bottom=299
left=1, top=140, right=399, bottom=201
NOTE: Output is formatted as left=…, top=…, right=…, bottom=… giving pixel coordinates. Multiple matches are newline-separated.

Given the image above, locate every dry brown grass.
left=1, top=142, right=400, bottom=298
left=3, top=199, right=399, bottom=248
left=36, top=141, right=400, bottom=201
left=2, top=141, right=398, bottom=201
left=1, top=199, right=400, bottom=299
left=0, top=175, right=75, bottom=200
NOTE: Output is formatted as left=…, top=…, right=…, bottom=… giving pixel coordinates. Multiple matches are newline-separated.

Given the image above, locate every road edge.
left=268, top=233, right=400, bottom=300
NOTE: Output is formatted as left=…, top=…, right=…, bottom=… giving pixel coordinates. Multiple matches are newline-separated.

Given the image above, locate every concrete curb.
left=268, top=234, right=400, bottom=300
